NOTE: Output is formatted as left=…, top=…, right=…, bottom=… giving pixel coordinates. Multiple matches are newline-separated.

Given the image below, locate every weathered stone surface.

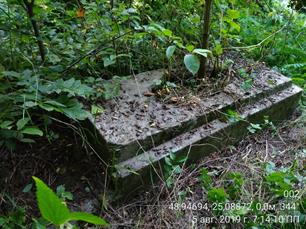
left=113, top=85, right=302, bottom=194
left=83, top=68, right=302, bottom=195
left=90, top=69, right=292, bottom=162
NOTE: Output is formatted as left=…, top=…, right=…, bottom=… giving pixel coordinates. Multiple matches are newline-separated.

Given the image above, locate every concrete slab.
left=113, top=85, right=302, bottom=194
left=90, top=69, right=292, bottom=162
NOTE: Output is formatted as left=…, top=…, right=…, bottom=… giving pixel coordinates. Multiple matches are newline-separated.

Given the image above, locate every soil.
left=0, top=121, right=108, bottom=217
left=160, top=51, right=269, bottom=100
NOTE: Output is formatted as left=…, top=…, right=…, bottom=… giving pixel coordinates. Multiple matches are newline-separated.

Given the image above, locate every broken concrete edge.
left=88, top=71, right=293, bottom=163
left=112, top=85, right=302, bottom=195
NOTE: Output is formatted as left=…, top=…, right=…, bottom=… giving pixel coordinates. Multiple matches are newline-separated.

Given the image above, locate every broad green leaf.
left=192, top=49, right=211, bottom=57
left=0, top=120, right=13, bottom=130
left=166, top=45, right=176, bottom=59
left=33, top=177, right=70, bottom=226
left=103, top=57, right=116, bottom=67
left=21, top=127, right=43, bottom=136
left=162, top=29, right=172, bottom=37
left=62, top=105, right=91, bottom=121
left=16, top=118, right=30, bottom=130
left=227, top=9, right=240, bottom=19
left=228, top=20, right=241, bottom=32
left=68, top=212, right=109, bottom=226
left=186, top=44, right=195, bottom=52
left=184, top=54, right=200, bottom=76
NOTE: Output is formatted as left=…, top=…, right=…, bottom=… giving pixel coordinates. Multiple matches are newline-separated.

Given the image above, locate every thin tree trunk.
left=199, top=0, right=213, bottom=78
left=23, top=0, right=45, bottom=63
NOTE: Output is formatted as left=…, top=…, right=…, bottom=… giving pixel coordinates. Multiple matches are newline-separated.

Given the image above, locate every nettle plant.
left=32, top=177, right=108, bottom=228
left=0, top=69, right=94, bottom=150
left=0, top=177, right=109, bottom=228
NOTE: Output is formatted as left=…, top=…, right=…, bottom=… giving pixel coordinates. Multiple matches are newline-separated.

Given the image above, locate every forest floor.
left=0, top=106, right=305, bottom=228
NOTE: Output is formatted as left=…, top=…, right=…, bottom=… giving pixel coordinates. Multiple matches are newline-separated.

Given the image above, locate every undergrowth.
left=0, top=0, right=305, bottom=228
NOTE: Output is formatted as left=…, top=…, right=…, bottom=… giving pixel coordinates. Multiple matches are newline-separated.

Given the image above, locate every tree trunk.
left=199, top=0, right=213, bottom=78
left=23, top=0, right=45, bottom=63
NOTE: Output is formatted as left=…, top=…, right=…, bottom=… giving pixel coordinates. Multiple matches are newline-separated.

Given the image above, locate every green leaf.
left=184, top=54, right=200, bottom=76
left=56, top=185, right=73, bottom=201
left=3, top=71, right=20, bottom=78
left=0, top=120, right=13, bottom=130
left=166, top=45, right=176, bottom=59
left=207, top=187, right=228, bottom=203
left=32, top=176, right=70, bottom=226
left=162, top=29, right=172, bottom=37
left=103, top=57, right=116, bottom=67
left=192, top=49, right=211, bottom=57
left=186, top=44, right=195, bottom=52
left=62, top=103, right=91, bottom=121
left=199, top=168, right=212, bottom=189
left=228, top=20, right=241, bottom=32
left=16, top=118, right=30, bottom=130
left=0, top=217, right=6, bottom=226
left=91, top=105, right=104, bottom=115
left=44, top=100, right=66, bottom=108
left=21, top=127, right=43, bottom=136
left=227, top=9, right=240, bottom=19
left=68, top=212, right=109, bottom=226
left=24, top=101, right=37, bottom=108
left=20, top=138, right=36, bottom=143
left=214, top=43, right=223, bottom=56
left=22, top=183, right=33, bottom=193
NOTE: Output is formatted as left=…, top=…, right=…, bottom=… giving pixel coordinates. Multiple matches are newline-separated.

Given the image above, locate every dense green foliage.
left=0, top=1, right=305, bottom=227
left=0, top=0, right=305, bottom=149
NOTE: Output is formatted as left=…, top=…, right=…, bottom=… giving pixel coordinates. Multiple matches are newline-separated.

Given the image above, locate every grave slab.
left=114, top=85, right=302, bottom=193
left=84, top=68, right=302, bottom=194
left=90, top=69, right=292, bottom=161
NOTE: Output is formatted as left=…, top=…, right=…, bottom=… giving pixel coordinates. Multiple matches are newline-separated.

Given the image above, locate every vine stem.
left=224, top=23, right=288, bottom=50
left=224, top=8, right=297, bottom=51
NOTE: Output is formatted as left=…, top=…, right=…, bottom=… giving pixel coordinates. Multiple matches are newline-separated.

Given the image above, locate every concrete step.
left=88, top=69, right=293, bottom=162
left=113, top=85, right=302, bottom=194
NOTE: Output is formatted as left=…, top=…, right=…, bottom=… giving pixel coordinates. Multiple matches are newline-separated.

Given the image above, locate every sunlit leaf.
left=33, top=176, right=70, bottom=226
left=68, top=212, right=109, bottom=226
left=21, top=127, right=43, bottom=136
left=166, top=45, right=176, bottom=59
left=184, top=54, right=200, bottom=76
left=192, top=49, right=211, bottom=57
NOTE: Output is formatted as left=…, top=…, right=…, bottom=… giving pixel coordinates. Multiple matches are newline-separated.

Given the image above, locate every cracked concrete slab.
left=83, top=68, right=302, bottom=194
left=114, top=85, right=302, bottom=193
left=89, top=69, right=292, bottom=162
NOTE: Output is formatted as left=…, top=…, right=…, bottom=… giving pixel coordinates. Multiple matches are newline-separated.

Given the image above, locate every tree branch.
left=22, top=0, right=45, bottom=63
left=199, top=0, right=213, bottom=78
